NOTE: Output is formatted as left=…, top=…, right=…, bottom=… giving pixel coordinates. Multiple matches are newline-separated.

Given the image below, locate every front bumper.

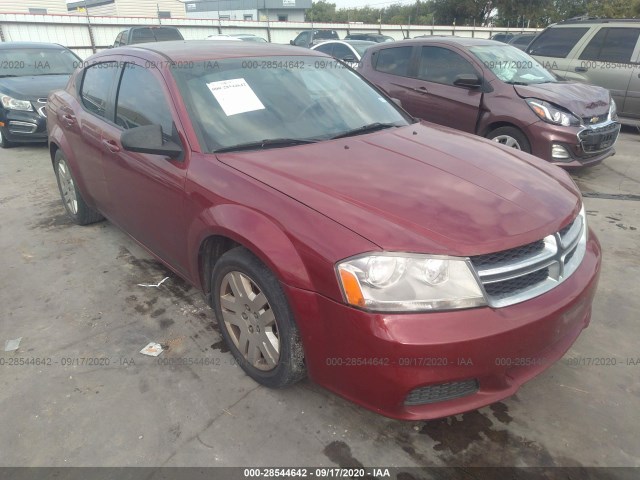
left=0, top=108, right=48, bottom=144
left=285, top=233, right=601, bottom=420
left=527, top=120, right=620, bottom=168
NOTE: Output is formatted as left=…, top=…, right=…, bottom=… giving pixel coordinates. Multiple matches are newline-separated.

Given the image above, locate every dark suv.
left=527, top=19, right=640, bottom=126
left=290, top=30, right=339, bottom=48
left=113, top=26, right=183, bottom=47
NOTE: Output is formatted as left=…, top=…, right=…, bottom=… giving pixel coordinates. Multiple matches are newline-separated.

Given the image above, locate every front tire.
left=0, top=127, right=15, bottom=148
left=486, top=126, right=531, bottom=153
left=54, top=150, right=104, bottom=225
left=211, top=247, right=306, bottom=388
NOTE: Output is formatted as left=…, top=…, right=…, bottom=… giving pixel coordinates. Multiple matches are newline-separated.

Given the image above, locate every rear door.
left=100, top=61, right=189, bottom=272
left=364, top=45, right=418, bottom=109
left=569, top=26, right=640, bottom=118
left=407, top=45, right=482, bottom=132
left=71, top=61, right=120, bottom=213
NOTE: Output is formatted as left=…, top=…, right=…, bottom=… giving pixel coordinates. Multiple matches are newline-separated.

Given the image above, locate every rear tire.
left=0, top=127, right=15, bottom=148
left=53, top=150, right=104, bottom=225
left=211, top=247, right=306, bottom=388
left=486, top=126, right=531, bottom=153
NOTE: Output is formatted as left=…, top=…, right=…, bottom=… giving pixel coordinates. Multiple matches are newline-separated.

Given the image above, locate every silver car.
left=527, top=18, right=640, bottom=127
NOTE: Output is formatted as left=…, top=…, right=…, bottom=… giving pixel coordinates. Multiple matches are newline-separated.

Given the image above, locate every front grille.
left=579, top=123, right=620, bottom=153
left=471, top=240, right=545, bottom=268
left=470, top=212, right=586, bottom=308
left=405, top=379, right=479, bottom=406
left=581, top=113, right=608, bottom=125
left=483, top=268, right=549, bottom=300
left=558, top=218, right=575, bottom=238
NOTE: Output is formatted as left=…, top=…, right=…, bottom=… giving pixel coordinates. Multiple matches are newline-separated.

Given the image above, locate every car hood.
left=513, top=82, right=610, bottom=118
left=217, top=123, right=581, bottom=256
left=0, top=75, right=70, bottom=100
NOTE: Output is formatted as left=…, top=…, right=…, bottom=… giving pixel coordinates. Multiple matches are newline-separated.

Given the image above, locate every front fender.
left=188, top=203, right=313, bottom=292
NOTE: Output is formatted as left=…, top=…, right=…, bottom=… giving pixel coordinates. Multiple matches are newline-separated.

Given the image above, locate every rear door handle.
left=101, top=138, right=121, bottom=153
left=575, top=66, right=588, bottom=72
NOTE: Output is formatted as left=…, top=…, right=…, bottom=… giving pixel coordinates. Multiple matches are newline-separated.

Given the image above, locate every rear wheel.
left=486, top=126, right=531, bottom=153
left=0, top=127, right=15, bottom=148
left=54, top=150, right=104, bottom=225
left=211, top=247, right=306, bottom=388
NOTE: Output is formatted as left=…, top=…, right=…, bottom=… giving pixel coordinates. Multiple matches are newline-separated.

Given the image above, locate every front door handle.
left=413, top=86, right=429, bottom=94
left=61, top=113, right=76, bottom=127
left=575, top=66, right=588, bottom=73
left=102, top=138, right=121, bottom=153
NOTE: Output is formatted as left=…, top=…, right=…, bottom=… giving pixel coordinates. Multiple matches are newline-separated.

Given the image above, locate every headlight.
left=526, top=99, right=580, bottom=127
left=0, top=93, right=33, bottom=112
left=608, top=99, right=618, bottom=121
left=336, top=253, right=486, bottom=312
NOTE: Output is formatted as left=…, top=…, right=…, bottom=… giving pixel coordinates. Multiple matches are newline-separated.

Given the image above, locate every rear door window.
left=579, top=28, right=640, bottom=63
left=527, top=27, right=589, bottom=58
left=314, top=43, right=334, bottom=56
left=373, top=46, right=413, bottom=77
left=81, top=62, right=119, bottom=118
left=115, top=63, right=174, bottom=138
left=333, top=44, right=354, bottom=60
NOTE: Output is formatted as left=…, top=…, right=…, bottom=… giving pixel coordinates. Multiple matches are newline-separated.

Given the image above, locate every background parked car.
left=113, top=26, right=183, bottom=47
left=290, top=29, right=339, bottom=48
left=47, top=40, right=600, bottom=421
left=526, top=18, right=640, bottom=127
left=206, top=34, right=242, bottom=41
left=344, top=33, right=394, bottom=43
left=311, top=40, right=376, bottom=67
left=232, top=34, right=268, bottom=42
left=507, top=33, right=537, bottom=51
left=490, top=32, right=515, bottom=43
left=358, top=37, right=620, bottom=167
left=0, top=42, right=79, bottom=148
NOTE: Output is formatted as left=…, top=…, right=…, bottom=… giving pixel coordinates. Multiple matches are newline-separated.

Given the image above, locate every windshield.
left=470, top=45, right=557, bottom=84
left=0, top=48, right=78, bottom=77
left=171, top=56, right=410, bottom=153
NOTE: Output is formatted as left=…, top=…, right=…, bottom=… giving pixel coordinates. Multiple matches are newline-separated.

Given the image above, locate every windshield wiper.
left=0, top=74, right=18, bottom=78
left=214, top=138, right=317, bottom=153
left=505, top=81, right=531, bottom=85
left=330, top=122, right=398, bottom=140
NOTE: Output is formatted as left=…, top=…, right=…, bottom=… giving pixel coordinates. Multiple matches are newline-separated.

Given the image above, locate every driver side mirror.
left=342, top=56, right=356, bottom=63
left=453, top=73, right=482, bottom=88
left=121, top=124, right=183, bottom=158
left=290, top=40, right=294, bottom=45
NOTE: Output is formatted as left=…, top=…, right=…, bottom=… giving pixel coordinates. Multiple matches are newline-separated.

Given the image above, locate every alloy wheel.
left=57, top=159, right=78, bottom=215
left=492, top=135, right=522, bottom=149
left=219, top=271, right=280, bottom=371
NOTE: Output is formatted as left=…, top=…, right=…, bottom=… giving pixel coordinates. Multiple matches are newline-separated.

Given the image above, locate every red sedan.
left=47, top=41, right=601, bottom=420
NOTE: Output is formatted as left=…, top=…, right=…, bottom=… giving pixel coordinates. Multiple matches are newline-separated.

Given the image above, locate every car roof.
left=0, top=41, right=67, bottom=50
left=370, top=37, right=505, bottom=48
left=556, top=17, right=640, bottom=25
left=101, top=40, right=323, bottom=62
left=314, top=40, right=376, bottom=46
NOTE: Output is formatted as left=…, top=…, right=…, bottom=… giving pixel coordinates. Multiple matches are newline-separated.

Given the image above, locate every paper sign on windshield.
left=206, top=78, right=265, bottom=116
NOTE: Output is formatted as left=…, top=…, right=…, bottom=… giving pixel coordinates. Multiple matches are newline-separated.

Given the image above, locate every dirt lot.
left=0, top=128, right=638, bottom=471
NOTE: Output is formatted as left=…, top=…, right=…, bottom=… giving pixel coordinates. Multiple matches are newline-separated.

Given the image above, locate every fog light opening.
left=552, top=144, right=571, bottom=160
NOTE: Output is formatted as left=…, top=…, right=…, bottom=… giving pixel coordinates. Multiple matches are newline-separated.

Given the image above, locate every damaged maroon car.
left=358, top=37, right=620, bottom=167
